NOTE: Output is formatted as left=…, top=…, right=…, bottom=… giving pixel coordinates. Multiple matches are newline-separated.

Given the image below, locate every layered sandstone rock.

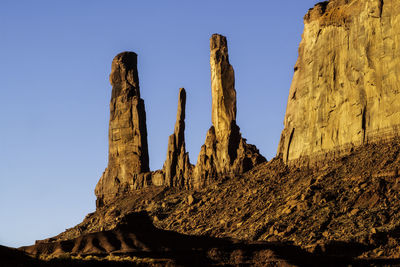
left=193, top=34, right=266, bottom=189
left=162, top=88, right=192, bottom=188
left=279, top=0, right=400, bottom=164
left=95, top=52, right=150, bottom=207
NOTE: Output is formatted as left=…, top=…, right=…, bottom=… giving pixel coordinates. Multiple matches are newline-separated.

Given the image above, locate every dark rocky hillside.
left=20, top=139, right=400, bottom=265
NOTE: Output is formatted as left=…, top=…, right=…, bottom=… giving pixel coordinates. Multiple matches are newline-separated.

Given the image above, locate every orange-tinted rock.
left=193, top=34, right=266, bottom=189
left=162, top=88, right=192, bottom=188
left=279, top=0, right=400, bottom=165
left=95, top=52, right=150, bottom=207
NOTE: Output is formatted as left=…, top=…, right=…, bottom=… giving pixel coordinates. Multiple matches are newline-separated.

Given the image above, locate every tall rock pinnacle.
left=210, top=34, right=237, bottom=140
left=162, top=88, right=192, bottom=188
left=193, top=34, right=265, bottom=188
left=95, top=52, right=150, bottom=207
left=278, top=0, right=400, bottom=165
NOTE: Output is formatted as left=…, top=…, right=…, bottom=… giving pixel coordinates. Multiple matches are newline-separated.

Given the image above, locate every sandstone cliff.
left=162, top=88, right=192, bottom=188
left=193, top=34, right=266, bottom=188
left=95, top=52, right=151, bottom=207
left=279, top=0, right=400, bottom=164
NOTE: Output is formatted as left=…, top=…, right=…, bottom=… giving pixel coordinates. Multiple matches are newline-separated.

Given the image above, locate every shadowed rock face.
left=95, top=52, right=150, bottom=207
left=193, top=34, right=265, bottom=189
left=279, top=0, right=400, bottom=165
left=20, top=211, right=344, bottom=266
left=162, top=88, right=192, bottom=188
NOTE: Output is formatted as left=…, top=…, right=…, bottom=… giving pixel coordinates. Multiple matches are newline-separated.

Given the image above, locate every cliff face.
left=95, top=52, right=150, bottom=207
left=279, top=0, right=400, bottom=164
left=193, top=34, right=265, bottom=188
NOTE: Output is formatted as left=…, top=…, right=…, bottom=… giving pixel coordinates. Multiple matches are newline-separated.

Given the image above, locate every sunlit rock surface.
left=193, top=34, right=266, bottom=189
left=162, top=88, right=192, bottom=188
left=279, top=0, right=400, bottom=164
left=95, top=52, right=150, bottom=207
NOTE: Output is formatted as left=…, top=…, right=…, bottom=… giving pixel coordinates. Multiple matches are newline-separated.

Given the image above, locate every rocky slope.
left=20, top=212, right=331, bottom=266
left=21, top=139, right=400, bottom=265
left=279, top=0, right=400, bottom=164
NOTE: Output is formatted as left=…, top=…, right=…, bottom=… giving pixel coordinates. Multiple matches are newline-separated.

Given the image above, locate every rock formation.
left=162, top=88, right=192, bottom=188
left=278, top=0, right=400, bottom=165
left=193, top=34, right=266, bottom=189
left=20, top=3, right=400, bottom=264
left=95, top=52, right=150, bottom=207
left=95, top=36, right=265, bottom=197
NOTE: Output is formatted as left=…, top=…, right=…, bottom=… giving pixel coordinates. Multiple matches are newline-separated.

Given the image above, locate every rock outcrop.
left=95, top=36, right=266, bottom=197
left=162, top=88, right=192, bottom=188
left=95, top=52, right=150, bottom=207
left=193, top=34, right=266, bottom=189
left=279, top=0, right=400, bottom=165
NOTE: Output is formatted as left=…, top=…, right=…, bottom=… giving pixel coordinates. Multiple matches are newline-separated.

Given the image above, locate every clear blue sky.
left=0, top=0, right=321, bottom=247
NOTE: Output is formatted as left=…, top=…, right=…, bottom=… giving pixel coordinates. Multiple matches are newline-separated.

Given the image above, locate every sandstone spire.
left=95, top=52, right=150, bottom=207
left=162, top=88, right=192, bottom=188
left=210, top=34, right=237, bottom=140
left=193, top=34, right=265, bottom=188
left=278, top=0, right=400, bottom=165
